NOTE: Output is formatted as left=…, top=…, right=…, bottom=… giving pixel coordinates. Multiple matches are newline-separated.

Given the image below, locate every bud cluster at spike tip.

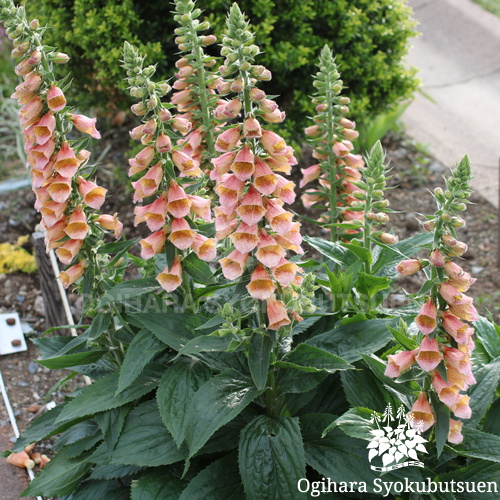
left=388, top=156, right=476, bottom=445
left=170, top=0, right=221, bottom=167
left=0, top=0, right=121, bottom=288
left=211, top=4, right=310, bottom=331
left=123, top=40, right=215, bottom=292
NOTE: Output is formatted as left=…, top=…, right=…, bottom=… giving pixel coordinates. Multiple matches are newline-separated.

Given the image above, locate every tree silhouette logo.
left=367, top=404, right=428, bottom=472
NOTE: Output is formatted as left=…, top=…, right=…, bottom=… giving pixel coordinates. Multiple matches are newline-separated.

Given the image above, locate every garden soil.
left=0, top=133, right=499, bottom=498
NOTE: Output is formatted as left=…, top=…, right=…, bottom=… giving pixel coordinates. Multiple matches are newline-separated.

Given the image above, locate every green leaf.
left=116, top=330, right=166, bottom=395
left=183, top=251, right=215, bottom=283
left=13, top=405, right=89, bottom=452
left=56, top=420, right=100, bottom=450
left=95, top=406, right=130, bottom=461
left=62, top=479, right=126, bottom=500
left=89, top=464, right=141, bottom=481
left=355, top=272, right=391, bottom=298
left=97, top=239, right=135, bottom=255
left=451, top=427, right=500, bottom=462
left=387, top=324, right=419, bottom=350
left=430, top=392, right=450, bottom=458
left=55, top=366, right=161, bottom=424
left=179, top=453, right=244, bottom=500
left=86, top=312, right=112, bottom=342
left=61, top=433, right=103, bottom=459
left=276, top=368, right=326, bottom=395
left=174, top=334, right=235, bottom=359
left=324, top=407, right=376, bottom=440
left=248, top=332, right=273, bottom=390
left=340, top=369, right=389, bottom=412
left=239, top=415, right=306, bottom=500
left=276, top=344, right=353, bottom=374
left=22, top=447, right=93, bottom=497
left=156, top=358, right=212, bottom=447
left=437, top=461, right=500, bottom=499
left=97, top=278, right=159, bottom=308
left=36, top=350, right=107, bottom=369
left=184, top=370, right=263, bottom=458
left=372, top=232, right=433, bottom=274
left=131, top=470, right=185, bottom=500
left=475, top=316, right=500, bottom=360
left=126, top=312, right=203, bottom=350
left=468, top=358, right=500, bottom=427
left=110, top=400, right=187, bottom=466
left=343, top=241, right=372, bottom=264
left=304, top=236, right=359, bottom=267
left=306, top=318, right=395, bottom=363
left=484, top=399, right=500, bottom=436
left=193, top=282, right=236, bottom=300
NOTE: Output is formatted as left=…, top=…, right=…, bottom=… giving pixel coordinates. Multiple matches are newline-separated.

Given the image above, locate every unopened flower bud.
left=429, top=248, right=445, bottom=267
left=442, top=213, right=452, bottom=222
left=158, top=108, right=172, bottom=122
left=451, top=216, right=465, bottom=228
left=52, top=52, right=70, bottom=64
left=423, top=220, right=435, bottom=231
left=201, top=35, right=216, bottom=45
left=441, top=233, right=457, bottom=246
left=396, top=259, right=423, bottom=276
left=378, top=233, right=398, bottom=244
left=315, top=103, right=328, bottom=112
left=377, top=213, right=390, bottom=223
left=434, top=187, right=445, bottom=202
left=451, top=241, right=467, bottom=256
left=338, top=96, right=350, bottom=105
left=30, top=19, right=40, bottom=30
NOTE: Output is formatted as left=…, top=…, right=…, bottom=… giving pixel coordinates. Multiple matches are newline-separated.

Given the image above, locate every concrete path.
left=402, top=0, right=500, bottom=208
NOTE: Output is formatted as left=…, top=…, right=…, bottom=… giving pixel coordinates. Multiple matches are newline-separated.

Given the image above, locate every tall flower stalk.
left=211, top=4, right=308, bottom=331
left=0, top=0, right=121, bottom=293
left=123, top=42, right=214, bottom=304
left=301, top=46, right=364, bottom=242
left=387, top=156, right=476, bottom=445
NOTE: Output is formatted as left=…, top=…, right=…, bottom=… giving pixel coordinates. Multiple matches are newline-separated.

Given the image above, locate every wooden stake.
left=32, top=231, right=69, bottom=334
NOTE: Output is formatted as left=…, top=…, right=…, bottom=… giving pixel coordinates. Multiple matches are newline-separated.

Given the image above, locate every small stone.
left=28, top=361, right=39, bottom=374
left=10, top=437, right=16, bottom=444
left=11, top=339, right=22, bottom=347
left=404, top=212, right=420, bottom=231
left=429, top=161, right=444, bottom=173
left=15, top=295, right=26, bottom=303
left=0, top=273, right=6, bottom=281
left=17, top=381, right=29, bottom=387
left=27, top=404, right=41, bottom=413
left=6, top=317, right=16, bottom=326
left=14, top=409, right=21, bottom=417
left=471, top=266, right=484, bottom=274
left=33, top=375, right=40, bottom=383
left=34, top=295, right=45, bottom=317
left=32, top=392, right=40, bottom=400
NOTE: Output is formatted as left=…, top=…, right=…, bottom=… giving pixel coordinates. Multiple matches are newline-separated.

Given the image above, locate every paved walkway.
left=402, top=0, right=500, bottom=208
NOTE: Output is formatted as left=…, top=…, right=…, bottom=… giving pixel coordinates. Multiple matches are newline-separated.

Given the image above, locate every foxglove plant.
left=387, top=156, right=476, bottom=445
left=123, top=41, right=215, bottom=298
left=1, top=0, right=121, bottom=292
left=300, top=46, right=365, bottom=242
left=211, top=4, right=306, bottom=330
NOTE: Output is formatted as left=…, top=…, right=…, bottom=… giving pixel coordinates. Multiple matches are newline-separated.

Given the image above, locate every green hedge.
left=25, top=0, right=419, bottom=133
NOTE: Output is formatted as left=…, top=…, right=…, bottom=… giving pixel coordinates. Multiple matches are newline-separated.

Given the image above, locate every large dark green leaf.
left=248, top=332, right=273, bottom=390
left=179, top=453, right=244, bottom=500
left=86, top=312, right=112, bottom=342
left=183, top=251, right=215, bottom=283
left=437, top=461, right=500, bottom=499
left=95, top=406, right=130, bottom=461
left=22, top=448, right=93, bottom=497
left=356, top=272, right=391, bottom=299
left=340, top=369, right=390, bottom=412
left=36, top=350, right=107, bottom=370
left=156, top=358, right=212, bottom=447
left=304, top=237, right=359, bottom=268
left=110, top=400, right=187, bottom=466
left=61, top=479, right=127, bottom=500
left=55, top=366, right=162, bottom=424
left=451, top=428, right=500, bottom=463
left=126, top=312, right=204, bottom=350
left=89, top=464, right=141, bottom=481
left=13, top=405, right=89, bottom=452
left=430, top=392, right=450, bottom=458
left=184, top=370, right=263, bottom=458
left=468, top=358, right=500, bottom=427
left=323, top=407, right=376, bottom=441
left=174, top=334, right=234, bottom=359
left=116, top=330, right=166, bottom=395
left=239, top=416, right=306, bottom=500
left=276, top=368, right=326, bottom=395
left=484, top=399, right=500, bottom=436
left=97, top=278, right=160, bottom=308
left=307, top=318, right=395, bottom=363
left=475, top=316, right=500, bottom=361
left=276, top=344, right=353, bottom=374
left=131, top=470, right=185, bottom=500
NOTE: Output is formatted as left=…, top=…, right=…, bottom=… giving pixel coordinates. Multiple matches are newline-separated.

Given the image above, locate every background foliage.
left=24, top=0, right=419, bottom=134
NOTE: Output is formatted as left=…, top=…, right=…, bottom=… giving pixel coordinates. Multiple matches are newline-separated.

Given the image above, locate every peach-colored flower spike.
left=209, top=4, right=305, bottom=332
left=390, top=156, right=477, bottom=439
left=5, top=12, right=120, bottom=284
